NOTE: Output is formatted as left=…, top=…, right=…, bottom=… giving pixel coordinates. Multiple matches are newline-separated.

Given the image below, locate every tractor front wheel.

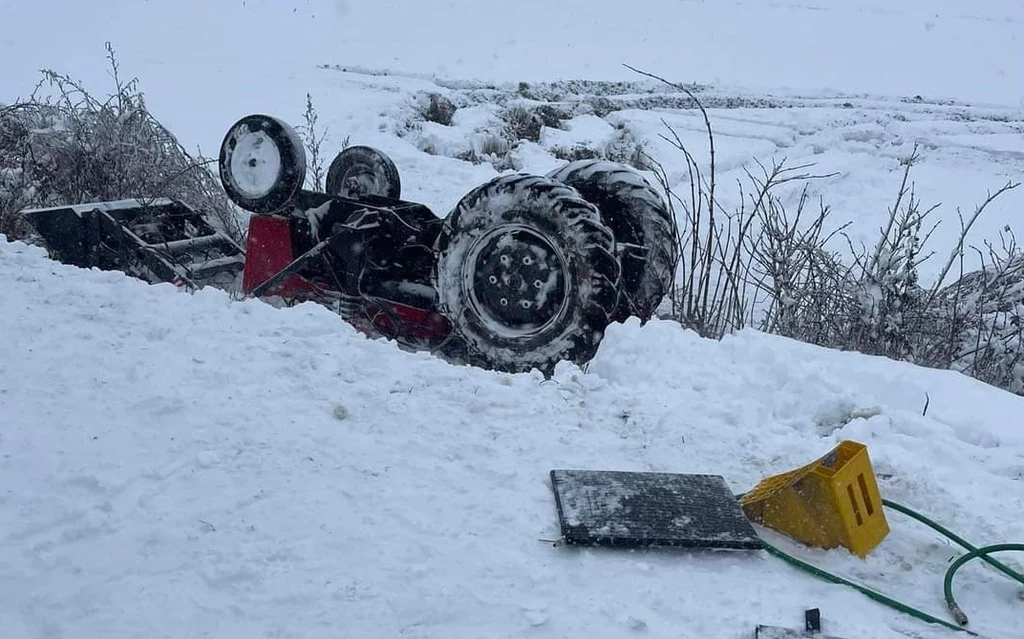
left=325, top=145, right=402, bottom=200
left=219, top=114, right=306, bottom=214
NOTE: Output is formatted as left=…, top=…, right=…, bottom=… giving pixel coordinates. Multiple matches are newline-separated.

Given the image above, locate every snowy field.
left=2, top=1, right=1024, bottom=638
left=3, top=0, right=1023, bottom=281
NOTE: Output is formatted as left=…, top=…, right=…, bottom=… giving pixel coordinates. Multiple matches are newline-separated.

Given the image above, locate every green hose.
left=758, top=536, right=974, bottom=635
left=741, top=494, right=1024, bottom=635
left=882, top=498, right=1024, bottom=628
left=883, top=500, right=1024, bottom=586
left=942, top=543, right=1024, bottom=627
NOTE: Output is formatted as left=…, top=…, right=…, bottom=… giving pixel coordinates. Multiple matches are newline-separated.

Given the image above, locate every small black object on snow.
left=549, top=469, right=763, bottom=550
left=805, top=608, right=821, bottom=633
left=755, top=608, right=847, bottom=639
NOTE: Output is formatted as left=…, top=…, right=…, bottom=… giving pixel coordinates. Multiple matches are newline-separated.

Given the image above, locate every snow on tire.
left=434, top=174, right=621, bottom=374
left=219, top=114, right=306, bottom=214
left=547, top=160, right=678, bottom=322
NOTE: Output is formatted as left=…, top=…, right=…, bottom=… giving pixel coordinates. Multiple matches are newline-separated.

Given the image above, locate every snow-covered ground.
left=2, top=1, right=1024, bottom=638
left=3, top=237, right=1023, bottom=639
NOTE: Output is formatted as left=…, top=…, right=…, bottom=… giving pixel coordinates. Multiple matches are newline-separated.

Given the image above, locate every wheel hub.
left=467, top=225, right=568, bottom=336
left=341, top=165, right=379, bottom=198
left=229, top=128, right=282, bottom=198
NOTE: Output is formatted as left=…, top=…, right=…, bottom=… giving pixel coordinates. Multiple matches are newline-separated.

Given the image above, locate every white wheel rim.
left=229, top=127, right=282, bottom=199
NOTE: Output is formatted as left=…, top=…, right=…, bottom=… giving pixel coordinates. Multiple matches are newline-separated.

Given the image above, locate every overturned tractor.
left=22, top=114, right=677, bottom=374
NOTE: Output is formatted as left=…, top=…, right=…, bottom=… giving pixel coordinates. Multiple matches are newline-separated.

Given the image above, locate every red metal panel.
left=242, top=216, right=310, bottom=296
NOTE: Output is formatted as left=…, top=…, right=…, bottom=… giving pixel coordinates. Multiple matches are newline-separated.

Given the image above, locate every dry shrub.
left=631, top=65, right=1022, bottom=394
left=0, top=43, right=243, bottom=242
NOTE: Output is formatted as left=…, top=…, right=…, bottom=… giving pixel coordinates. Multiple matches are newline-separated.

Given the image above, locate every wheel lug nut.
left=521, top=301, right=531, bottom=309
left=533, top=279, right=542, bottom=288
left=500, top=298, right=508, bottom=306
left=489, top=275, right=498, bottom=284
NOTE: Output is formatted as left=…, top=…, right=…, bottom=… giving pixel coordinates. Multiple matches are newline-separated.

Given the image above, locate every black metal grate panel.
left=550, top=469, right=763, bottom=550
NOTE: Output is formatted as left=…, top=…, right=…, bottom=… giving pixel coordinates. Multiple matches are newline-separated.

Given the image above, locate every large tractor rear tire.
left=433, top=174, right=621, bottom=374
left=547, top=160, right=677, bottom=322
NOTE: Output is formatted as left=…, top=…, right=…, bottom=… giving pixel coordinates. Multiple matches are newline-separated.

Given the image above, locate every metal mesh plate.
left=550, top=469, right=763, bottom=550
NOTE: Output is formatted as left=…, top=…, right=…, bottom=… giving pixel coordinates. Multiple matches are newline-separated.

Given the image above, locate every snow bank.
left=2, top=238, right=1022, bottom=638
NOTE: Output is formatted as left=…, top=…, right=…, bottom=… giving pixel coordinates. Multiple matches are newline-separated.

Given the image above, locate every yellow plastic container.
left=741, top=441, right=889, bottom=558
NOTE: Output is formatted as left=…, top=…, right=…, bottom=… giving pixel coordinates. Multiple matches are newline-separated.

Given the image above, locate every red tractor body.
left=22, top=113, right=677, bottom=374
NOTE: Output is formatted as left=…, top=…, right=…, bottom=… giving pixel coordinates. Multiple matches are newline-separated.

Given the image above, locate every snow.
left=540, top=115, right=617, bottom=155
left=4, top=1, right=1023, bottom=107
left=6, top=2, right=1019, bottom=281
left=3, top=236, right=1023, bottom=639
left=3, top=0, right=1024, bottom=637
